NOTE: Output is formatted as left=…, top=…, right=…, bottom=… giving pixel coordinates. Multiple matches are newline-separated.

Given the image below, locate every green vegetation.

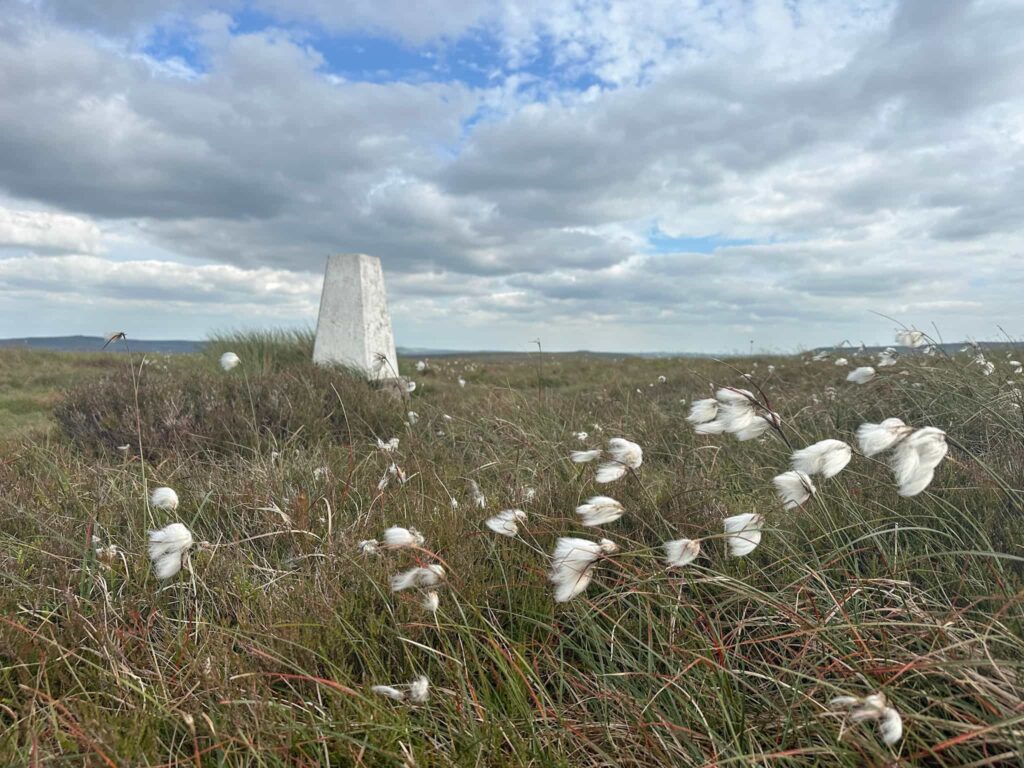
left=1, top=333, right=1023, bottom=765
left=0, top=348, right=116, bottom=438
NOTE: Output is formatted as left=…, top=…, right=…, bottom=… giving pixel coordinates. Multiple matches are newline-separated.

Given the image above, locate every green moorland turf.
left=1, top=332, right=1023, bottom=766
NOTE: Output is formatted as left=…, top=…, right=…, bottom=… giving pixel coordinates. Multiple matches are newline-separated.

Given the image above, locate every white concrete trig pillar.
left=312, top=253, right=399, bottom=379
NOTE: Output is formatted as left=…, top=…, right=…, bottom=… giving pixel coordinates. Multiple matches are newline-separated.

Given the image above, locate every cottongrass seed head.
left=150, top=486, right=179, bottom=511
left=895, top=329, right=926, bottom=347
left=148, top=522, right=194, bottom=579
left=693, top=388, right=777, bottom=441
left=790, top=439, right=852, bottom=479
left=382, top=526, right=425, bottom=549
left=831, top=693, right=904, bottom=746
left=877, top=347, right=898, bottom=367
left=421, top=591, right=440, bottom=613
left=371, top=685, right=405, bottom=701
left=856, top=418, right=912, bottom=457
left=219, top=352, right=240, bottom=371
left=664, top=538, right=701, bottom=568
left=485, top=509, right=527, bottom=537
left=890, top=426, right=948, bottom=496
left=773, top=470, right=816, bottom=509
left=571, top=449, right=601, bottom=463
left=575, top=496, right=625, bottom=527
left=390, top=564, right=445, bottom=592
left=723, top=513, right=763, bottom=557
left=358, top=539, right=380, bottom=556
left=686, top=398, right=719, bottom=426
left=408, top=675, right=430, bottom=704
left=595, top=437, right=643, bottom=483
left=467, top=479, right=486, bottom=508
left=549, top=537, right=618, bottom=602
left=846, top=366, right=876, bottom=384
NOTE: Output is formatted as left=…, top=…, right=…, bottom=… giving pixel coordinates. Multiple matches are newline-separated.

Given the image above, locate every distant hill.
left=0, top=335, right=204, bottom=354
left=0, top=336, right=694, bottom=357
left=1, top=335, right=1017, bottom=358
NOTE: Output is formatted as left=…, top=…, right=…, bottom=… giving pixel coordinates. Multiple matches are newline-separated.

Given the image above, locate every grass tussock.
left=2, top=337, right=1024, bottom=765
left=54, top=344, right=405, bottom=461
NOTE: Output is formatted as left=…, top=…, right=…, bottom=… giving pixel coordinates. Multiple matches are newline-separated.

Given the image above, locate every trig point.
left=313, top=253, right=398, bottom=379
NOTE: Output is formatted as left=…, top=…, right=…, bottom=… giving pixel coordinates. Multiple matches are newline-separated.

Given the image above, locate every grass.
left=1, top=334, right=1023, bottom=765
left=0, top=349, right=117, bottom=438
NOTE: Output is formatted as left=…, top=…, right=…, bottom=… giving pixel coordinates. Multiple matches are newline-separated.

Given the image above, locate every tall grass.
left=207, top=329, right=315, bottom=375
left=1, top=339, right=1023, bottom=765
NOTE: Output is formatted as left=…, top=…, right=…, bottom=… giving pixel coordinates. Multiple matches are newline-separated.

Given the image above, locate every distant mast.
left=312, top=253, right=398, bottom=379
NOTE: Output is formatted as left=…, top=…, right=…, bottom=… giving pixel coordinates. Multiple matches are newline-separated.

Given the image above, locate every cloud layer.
left=1, top=0, right=1022, bottom=350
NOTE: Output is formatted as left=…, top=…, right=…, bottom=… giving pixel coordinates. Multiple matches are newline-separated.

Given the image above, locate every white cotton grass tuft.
left=148, top=523, right=194, bottom=579
left=664, top=538, right=701, bottom=568
left=732, top=412, right=778, bottom=441
left=890, top=426, right=948, bottom=497
left=595, top=437, right=643, bottom=483
left=856, top=419, right=949, bottom=496
left=571, top=449, right=601, bottom=463
left=372, top=675, right=431, bottom=704
left=407, top=410, right=419, bottom=424
left=773, top=470, right=816, bottom=509
left=467, top=479, right=486, bottom=508
left=219, top=352, right=240, bottom=371
left=690, top=388, right=779, bottom=441
left=549, top=537, right=618, bottom=603
left=831, top=692, right=904, bottom=746
left=382, top=526, right=425, bottom=549
left=877, top=347, right=898, bottom=367
left=150, top=486, right=179, bottom=511
left=607, top=437, right=643, bottom=467
left=879, top=706, right=904, bottom=745
left=895, top=329, right=926, bottom=347
left=390, top=564, right=445, bottom=592
left=409, top=675, right=430, bottom=703
left=686, top=398, right=719, bottom=426
left=358, top=539, right=380, bottom=555
left=856, top=418, right=912, bottom=457
left=594, top=463, right=625, bottom=482
left=485, top=509, right=526, bottom=537
left=421, top=591, right=440, bottom=613
left=790, top=439, right=852, bottom=479
left=846, top=366, right=876, bottom=384
left=834, top=357, right=848, bottom=367
left=723, top=514, right=763, bottom=557
left=376, top=437, right=400, bottom=452
left=377, top=463, right=407, bottom=491
left=575, top=496, right=625, bottom=527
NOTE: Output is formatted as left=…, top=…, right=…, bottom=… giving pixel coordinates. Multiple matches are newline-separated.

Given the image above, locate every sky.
left=1, top=0, right=1022, bottom=353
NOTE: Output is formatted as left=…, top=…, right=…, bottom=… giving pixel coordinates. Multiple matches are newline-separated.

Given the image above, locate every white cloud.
left=0, top=206, right=102, bottom=253
left=0, top=253, right=320, bottom=310
left=1, top=1, right=1023, bottom=350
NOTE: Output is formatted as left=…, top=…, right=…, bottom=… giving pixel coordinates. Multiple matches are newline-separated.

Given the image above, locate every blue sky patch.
left=647, top=226, right=757, bottom=254
left=142, top=8, right=612, bottom=90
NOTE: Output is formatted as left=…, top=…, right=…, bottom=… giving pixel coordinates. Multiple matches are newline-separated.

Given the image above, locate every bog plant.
left=0, top=329, right=1022, bottom=765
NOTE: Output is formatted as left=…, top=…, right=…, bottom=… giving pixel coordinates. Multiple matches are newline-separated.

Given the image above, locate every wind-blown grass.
left=1, top=339, right=1022, bottom=765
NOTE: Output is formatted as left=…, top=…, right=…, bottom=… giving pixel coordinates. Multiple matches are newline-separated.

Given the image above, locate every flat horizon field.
left=1, top=331, right=1023, bottom=766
